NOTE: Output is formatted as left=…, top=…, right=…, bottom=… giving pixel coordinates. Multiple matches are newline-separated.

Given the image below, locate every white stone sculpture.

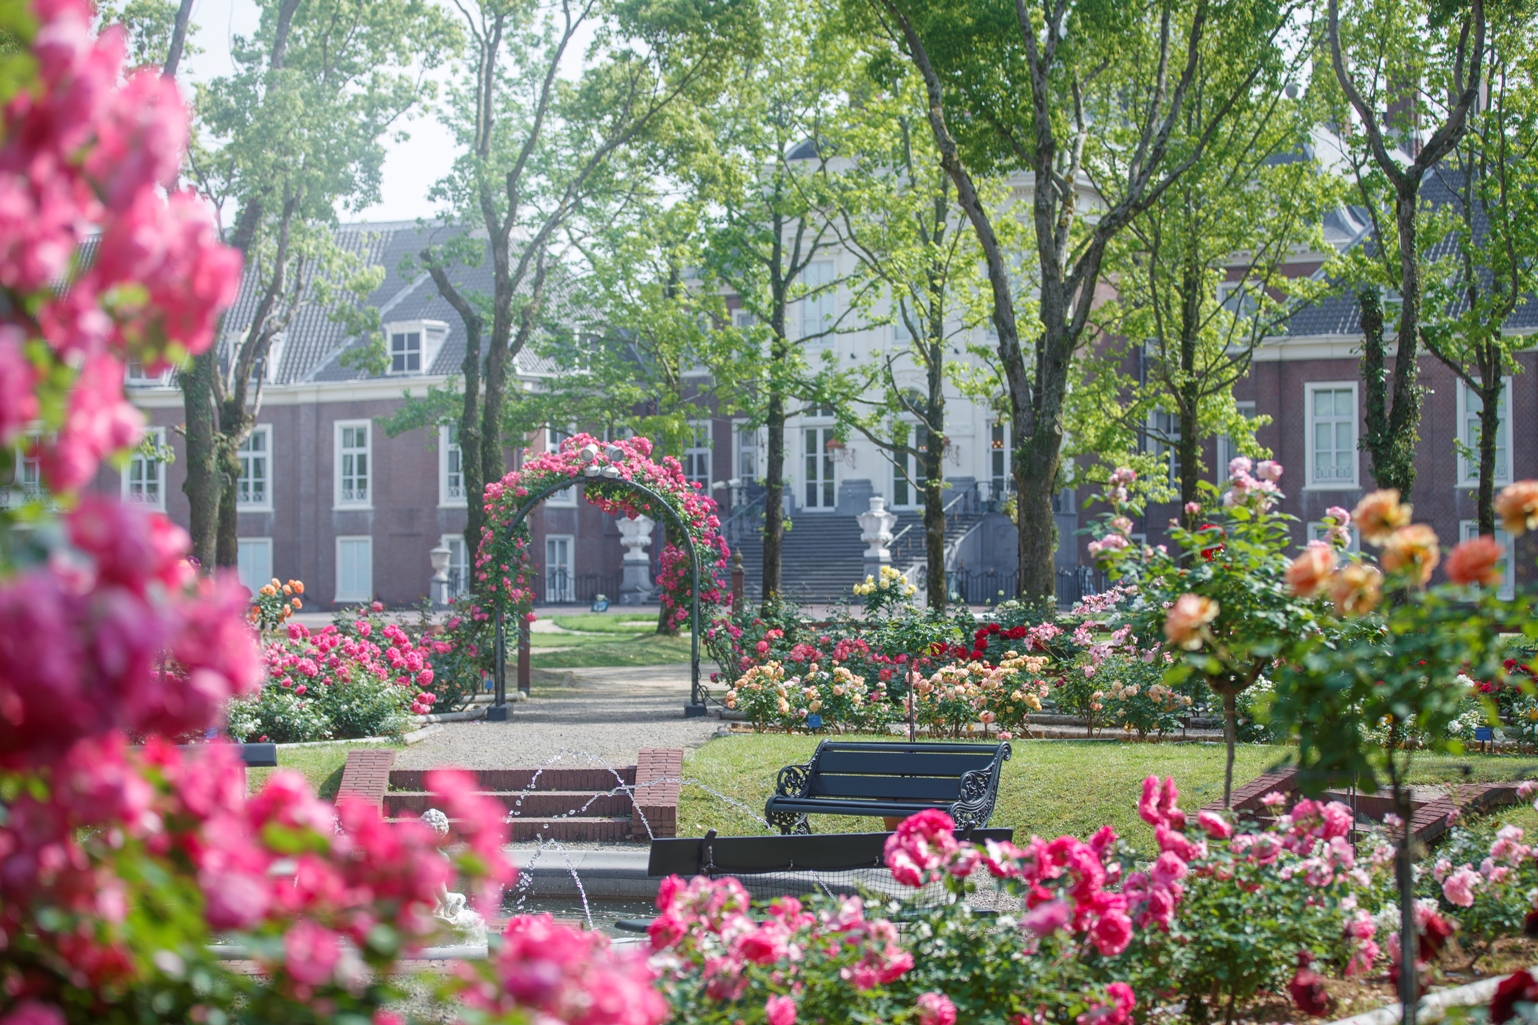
left=618, top=514, right=656, bottom=603
left=421, top=808, right=487, bottom=946
left=857, top=496, right=898, bottom=560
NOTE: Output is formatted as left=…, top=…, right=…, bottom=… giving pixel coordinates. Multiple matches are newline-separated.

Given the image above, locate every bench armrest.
left=773, top=761, right=814, bottom=801
left=949, top=744, right=1012, bottom=831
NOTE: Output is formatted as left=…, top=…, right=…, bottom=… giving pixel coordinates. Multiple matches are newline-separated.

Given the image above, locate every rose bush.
left=0, top=6, right=671, bottom=1024
left=227, top=602, right=443, bottom=742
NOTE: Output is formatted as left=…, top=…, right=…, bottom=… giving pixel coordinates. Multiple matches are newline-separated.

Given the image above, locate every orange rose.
left=1163, top=593, right=1219, bottom=650
left=1329, top=563, right=1383, bottom=616
left=1353, top=489, right=1412, bottom=545
left=1496, top=480, right=1538, bottom=537
left=1445, top=534, right=1504, bottom=588
left=1286, top=544, right=1337, bottom=598
left=1380, top=524, right=1440, bottom=585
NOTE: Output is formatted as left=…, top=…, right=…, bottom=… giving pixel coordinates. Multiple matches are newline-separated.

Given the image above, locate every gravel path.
left=394, top=664, right=722, bottom=771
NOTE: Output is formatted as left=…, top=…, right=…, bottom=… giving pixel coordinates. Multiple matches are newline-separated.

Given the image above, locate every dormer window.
left=125, top=360, right=170, bottom=387
left=384, top=320, right=449, bottom=376
left=391, top=330, right=421, bottom=373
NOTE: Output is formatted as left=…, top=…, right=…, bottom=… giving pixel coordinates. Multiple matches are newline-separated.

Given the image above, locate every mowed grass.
left=531, top=612, right=694, bottom=668
left=549, top=613, right=662, bottom=633
left=677, top=735, right=1538, bottom=853
left=246, top=742, right=391, bottom=800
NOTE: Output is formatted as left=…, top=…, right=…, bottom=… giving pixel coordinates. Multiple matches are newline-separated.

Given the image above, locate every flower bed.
left=227, top=599, right=445, bottom=743
left=651, top=776, right=1538, bottom=1025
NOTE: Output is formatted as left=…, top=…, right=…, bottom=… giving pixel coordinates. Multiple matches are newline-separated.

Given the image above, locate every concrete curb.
left=401, top=723, right=443, bottom=745
left=509, top=848, right=658, bottom=899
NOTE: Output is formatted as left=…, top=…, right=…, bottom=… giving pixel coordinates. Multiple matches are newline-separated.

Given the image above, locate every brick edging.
left=632, top=748, right=683, bottom=840
left=337, top=748, right=397, bottom=810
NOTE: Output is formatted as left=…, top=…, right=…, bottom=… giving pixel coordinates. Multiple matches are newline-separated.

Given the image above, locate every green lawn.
left=549, top=613, right=662, bottom=633
left=246, top=742, right=390, bottom=799
left=677, top=735, right=1538, bottom=853
left=531, top=614, right=694, bottom=668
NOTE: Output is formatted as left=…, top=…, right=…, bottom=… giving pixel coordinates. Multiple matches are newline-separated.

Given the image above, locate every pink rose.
left=765, top=995, right=797, bottom=1025
left=916, top=992, right=958, bottom=1025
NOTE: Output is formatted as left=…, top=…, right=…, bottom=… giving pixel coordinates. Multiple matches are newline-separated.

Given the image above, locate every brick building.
left=87, top=164, right=1536, bottom=608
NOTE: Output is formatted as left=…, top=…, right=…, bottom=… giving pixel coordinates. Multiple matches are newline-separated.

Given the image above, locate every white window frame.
left=236, top=425, right=273, bottom=512
left=892, top=425, right=928, bottom=509
left=800, top=260, right=836, bottom=344
left=1304, top=382, right=1359, bottom=490
left=382, top=320, right=449, bottom=376
left=122, top=427, right=167, bottom=510
left=3, top=440, right=42, bottom=509
left=441, top=533, right=470, bottom=598
left=1459, top=521, right=1515, bottom=600
left=803, top=425, right=837, bottom=510
left=334, top=419, right=372, bottom=510
left=261, top=333, right=285, bottom=384
left=1455, top=377, right=1512, bottom=488
left=544, top=425, right=577, bottom=506
left=335, top=535, right=374, bottom=604
left=545, top=534, right=574, bottom=603
left=1307, top=521, right=1361, bottom=553
left=683, top=421, right=712, bottom=490
left=1216, top=402, right=1257, bottom=481
left=989, top=421, right=1010, bottom=502
left=734, top=420, right=759, bottom=482
left=125, top=361, right=171, bottom=387
left=236, top=537, right=273, bottom=596
left=439, top=423, right=466, bottom=508
left=1146, top=409, right=1181, bottom=485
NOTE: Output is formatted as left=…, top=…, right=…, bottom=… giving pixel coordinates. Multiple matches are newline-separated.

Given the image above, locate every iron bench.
left=763, top=740, right=1011, bottom=834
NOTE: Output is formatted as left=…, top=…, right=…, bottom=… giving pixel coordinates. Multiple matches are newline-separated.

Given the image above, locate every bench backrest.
left=805, top=741, right=1006, bottom=803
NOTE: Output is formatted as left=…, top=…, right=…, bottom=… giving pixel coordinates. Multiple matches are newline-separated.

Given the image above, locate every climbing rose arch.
left=477, top=434, right=731, bottom=630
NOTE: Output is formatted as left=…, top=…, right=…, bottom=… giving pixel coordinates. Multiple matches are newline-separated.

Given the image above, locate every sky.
left=178, top=0, right=460, bottom=224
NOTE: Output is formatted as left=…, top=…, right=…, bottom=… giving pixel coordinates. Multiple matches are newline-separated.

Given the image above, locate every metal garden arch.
left=487, top=443, right=709, bottom=720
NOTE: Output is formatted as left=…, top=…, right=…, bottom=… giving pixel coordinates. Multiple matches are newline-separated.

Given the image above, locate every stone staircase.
left=337, top=748, right=682, bottom=843
left=732, top=512, right=868, bottom=603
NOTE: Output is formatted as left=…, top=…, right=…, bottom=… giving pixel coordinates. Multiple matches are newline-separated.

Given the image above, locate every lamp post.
left=428, top=544, right=451, bottom=609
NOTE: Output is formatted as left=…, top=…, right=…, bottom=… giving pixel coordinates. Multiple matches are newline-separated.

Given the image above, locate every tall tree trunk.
left=459, top=321, right=485, bottom=562
left=1360, top=286, right=1392, bottom=489
left=215, top=397, right=249, bottom=568
left=480, top=252, right=514, bottom=495
left=922, top=422, right=945, bottom=609
left=1365, top=186, right=1424, bottom=499
left=216, top=450, right=239, bottom=568
left=1477, top=373, right=1500, bottom=535
left=762, top=373, right=785, bottom=604
left=180, top=353, right=219, bottom=571
left=161, top=0, right=195, bottom=78
left=1015, top=425, right=1061, bottom=605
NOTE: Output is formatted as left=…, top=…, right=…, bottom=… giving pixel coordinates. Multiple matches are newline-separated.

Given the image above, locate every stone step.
left=391, top=816, right=638, bottom=843
left=388, top=766, right=637, bottom=792
left=386, top=790, right=633, bottom=818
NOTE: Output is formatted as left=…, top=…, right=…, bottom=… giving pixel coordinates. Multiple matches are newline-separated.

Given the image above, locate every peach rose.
left=1496, top=480, right=1538, bottom=537
left=1353, top=489, right=1412, bottom=545
left=1380, top=524, right=1440, bottom=585
left=1286, top=543, right=1337, bottom=598
left=1163, top=593, right=1219, bottom=650
left=1329, top=563, right=1383, bottom=616
left=1445, top=534, right=1504, bottom=588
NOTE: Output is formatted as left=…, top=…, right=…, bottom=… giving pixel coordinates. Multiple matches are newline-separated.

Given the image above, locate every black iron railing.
left=533, top=569, right=625, bottom=606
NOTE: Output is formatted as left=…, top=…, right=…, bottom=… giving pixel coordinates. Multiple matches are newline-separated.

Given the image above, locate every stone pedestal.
left=856, top=496, right=897, bottom=581
left=618, top=514, right=655, bottom=604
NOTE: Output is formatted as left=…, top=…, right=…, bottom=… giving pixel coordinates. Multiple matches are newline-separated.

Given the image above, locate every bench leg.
left=882, top=816, right=904, bottom=831
left=768, top=810, right=810, bottom=835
